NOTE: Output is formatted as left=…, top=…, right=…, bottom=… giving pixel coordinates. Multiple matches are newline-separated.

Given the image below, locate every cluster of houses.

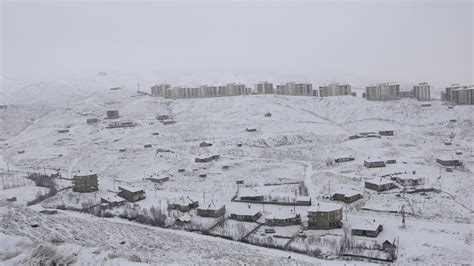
left=349, top=130, right=394, bottom=140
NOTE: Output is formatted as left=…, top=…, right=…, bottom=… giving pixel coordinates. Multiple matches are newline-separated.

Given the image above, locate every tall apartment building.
left=366, top=83, right=400, bottom=101
left=413, top=82, right=431, bottom=101
left=444, top=84, right=465, bottom=103
left=151, top=84, right=171, bottom=97
left=255, top=82, right=274, bottom=94
left=276, top=82, right=313, bottom=96
left=452, top=86, right=474, bottom=105
left=319, top=83, right=351, bottom=97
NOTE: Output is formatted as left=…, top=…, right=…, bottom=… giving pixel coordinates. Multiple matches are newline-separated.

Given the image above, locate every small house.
left=383, top=240, right=397, bottom=251
left=197, top=201, right=226, bottom=218
left=176, top=213, right=191, bottom=225
left=170, top=196, right=199, bottom=212
left=72, top=172, right=99, bottom=193
left=365, top=178, right=396, bottom=192
left=144, top=144, right=152, bottom=148
left=332, top=188, right=363, bottom=203
left=379, top=130, right=394, bottom=136
left=178, top=168, right=185, bottom=172
left=117, top=186, right=146, bottom=202
left=307, top=202, right=343, bottom=230
left=239, top=189, right=264, bottom=202
left=101, top=194, right=126, bottom=207
left=296, top=196, right=312, bottom=206
left=246, top=128, right=257, bottom=132
left=199, top=141, right=213, bottom=147
left=6, top=197, right=17, bottom=202
left=162, top=119, right=176, bottom=125
left=40, top=210, right=58, bottom=215
left=335, top=157, right=355, bottom=163
left=229, top=207, right=261, bottom=222
left=392, top=173, right=425, bottom=186
left=364, top=160, right=386, bottom=168
left=351, top=219, right=383, bottom=237
left=264, top=112, right=272, bottom=117
left=147, top=175, right=170, bottom=183
left=152, top=132, right=159, bottom=136
left=421, top=103, right=432, bottom=107
left=58, top=129, right=69, bottom=134
left=265, top=210, right=301, bottom=226
left=86, top=118, right=99, bottom=124
left=106, top=110, right=119, bottom=119
left=156, top=115, right=170, bottom=121
left=195, top=154, right=220, bottom=163
left=436, top=157, right=463, bottom=167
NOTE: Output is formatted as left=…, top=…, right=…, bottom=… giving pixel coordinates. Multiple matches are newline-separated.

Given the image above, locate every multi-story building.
left=276, top=82, right=313, bottom=96
left=444, top=84, right=464, bottom=102
left=255, top=82, right=274, bottom=94
left=366, top=83, right=400, bottom=101
left=151, top=84, right=171, bottom=97
left=452, top=86, right=474, bottom=105
left=319, top=83, right=351, bottom=97
left=72, top=172, right=99, bottom=193
left=413, top=82, right=431, bottom=101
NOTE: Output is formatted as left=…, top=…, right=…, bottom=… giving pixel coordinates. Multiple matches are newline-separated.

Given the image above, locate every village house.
left=156, top=114, right=170, bottom=121
left=199, top=141, right=213, bottom=147
left=264, top=112, right=272, bottom=117
left=86, top=118, right=98, bottom=124
left=335, top=157, right=355, bottom=163
left=72, top=172, right=99, bottom=193
left=147, top=175, right=170, bottom=183
left=106, top=121, right=137, bottom=128
left=351, top=219, right=383, bottom=237
left=161, top=119, right=176, bottom=125
left=229, top=207, right=261, bottom=222
left=307, top=202, right=343, bottom=230
left=197, top=201, right=226, bottom=218
left=296, top=196, right=312, bottom=206
left=40, top=210, right=58, bottom=215
left=101, top=194, right=126, bottom=207
left=239, top=189, right=265, bottom=202
left=364, top=159, right=386, bottom=168
left=246, top=128, right=257, bottom=132
left=379, top=130, right=394, bottom=136
left=58, top=129, right=69, bottom=134
left=436, top=157, right=463, bottom=167
left=265, top=210, right=301, bottom=226
left=117, top=186, right=146, bottom=202
left=106, top=110, right=119, bottom=119
left=331, top=188, right=363, bottom=203
left=365, top=178, right=397, bottom=192
left=391, top=172, right=425, bottom=187
left=170, top=196, right=199, bottom=212
left=195, top=154, right=220, bottom=163
left=176, top=213, right=191, bottom=225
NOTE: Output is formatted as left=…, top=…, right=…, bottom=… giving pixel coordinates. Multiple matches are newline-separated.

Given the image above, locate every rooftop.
left=365, top=178, right=395, bottom=186
left=118, top=185, right=144, bottom=193
left=265, top=209, right=298, bottom=220
left=351, top=219, right=382, bottom=231
left=308, top=202, right=342, bottom=213
left=333, top=188, right=361, bottom=198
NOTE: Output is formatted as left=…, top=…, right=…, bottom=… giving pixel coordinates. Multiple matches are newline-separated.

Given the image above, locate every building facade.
left=255, top=82, right=274, bottom=94
left=366, top=83, right=401, bottom=101
left=413, top=82, right=431, bottom=101
left=72, top=173, right=99, bottom=193
left=151, top=84, right=171, bottom=97
left=307, top=203, right=343, bottom=229
left=319, top=83, right=352, bottom=97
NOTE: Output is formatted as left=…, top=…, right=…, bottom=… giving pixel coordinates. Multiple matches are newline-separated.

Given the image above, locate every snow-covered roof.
left=118, top=185, right=144, bottom=193
left=198, top=201, right=225, bottom=211
left=265, top=209, right=298, bottom=220
left=308, top=202, right=342, bottom=213
left=333, top=188, right=361, bottom=197
left=296, top=196, right=311, bottom=202
left=365, top=178, right=395, bottom=186
left=101, top=194, right=125, bottom=203
left=173, top=196, right=197, bottom=206
left=230, top=206, right=261, bottom=216
left=239, top=188, right=264, bottom=198
left=351, top=219, right=382, bottom=231
left=177, top=213, right=191, bottom=222
left=394, top=173, right=424, bottom=181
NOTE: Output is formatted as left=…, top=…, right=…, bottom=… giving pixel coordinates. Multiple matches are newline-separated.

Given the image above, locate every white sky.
left=1, top=0, right=473, bottom=86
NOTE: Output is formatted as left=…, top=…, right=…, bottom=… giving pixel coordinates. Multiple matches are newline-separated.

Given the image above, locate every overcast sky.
left=1, top=0, right=473, bottom=86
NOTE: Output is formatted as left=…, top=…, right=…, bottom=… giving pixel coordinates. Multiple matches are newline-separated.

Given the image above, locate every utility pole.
left=401, top=205, right=406, bottom=228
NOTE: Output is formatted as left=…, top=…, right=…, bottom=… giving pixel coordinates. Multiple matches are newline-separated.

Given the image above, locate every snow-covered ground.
left=0, top=84, right=473, bottom=264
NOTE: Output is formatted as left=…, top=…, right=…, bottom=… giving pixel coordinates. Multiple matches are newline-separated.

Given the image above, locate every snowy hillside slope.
left=0, top=202, right=328, bottom=265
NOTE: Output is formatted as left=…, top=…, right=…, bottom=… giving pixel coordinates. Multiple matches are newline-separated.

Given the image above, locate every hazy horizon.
left=1, top=0, right=473, bottom=88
